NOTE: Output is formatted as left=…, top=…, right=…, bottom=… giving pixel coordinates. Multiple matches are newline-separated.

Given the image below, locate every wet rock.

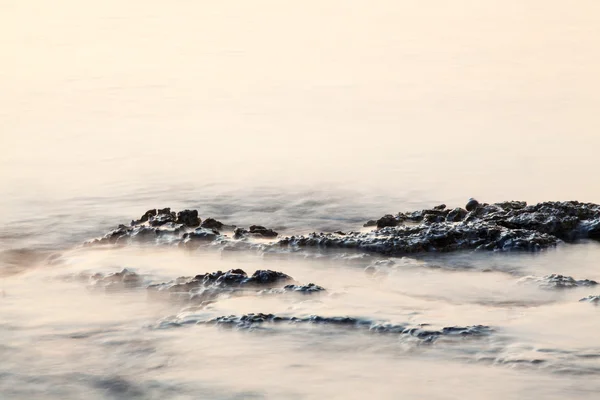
left=446, top=207, right=468, bottom=222
left=519, top=274, right=598, bottom=289
left=149, top=213, right=176, bottom=227
left=376, top=215, right=400, bottom=229
left=200, top=218, right=225, bottom=230
left=190, top=313, right=493, bottom=342
left=579, top=295, right=600, bottom=304
left=433, top=204, right=447, bottom=211
left=90, top=268, right=142, bottom=290
left=249, top=225, right=278, bottom=238
left=244, top=269, right=293, bottom=286
left=279, top=201, right=600, bottom=256
left=233, top=227, right=249, bottom=239
left=466, top=198, right=480, bottom=212
left=495, top=201, right=527, bottom=211
left=363, top=220, right=378, bottom=228
left=91, top=201, right=600, bottom=256
left=176, top=210, right=200, bottom=227
left=148, top=269, right=296, bottom=299
left=234, top=225, right=279, bottom=239
left=282, top=283, right=325, bottom=293
left=182, top=228, right=220, bottom=246
left=139, top=209, right=157, bottom=223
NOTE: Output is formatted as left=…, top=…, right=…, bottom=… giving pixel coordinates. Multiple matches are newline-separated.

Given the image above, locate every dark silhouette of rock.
left=466, top=198, right=480, bottom=212
left=376, top=214, right=400, bottom=229
left=200, top=218, right=224, bottom=230
left=176, top=210, right=200, bottom=227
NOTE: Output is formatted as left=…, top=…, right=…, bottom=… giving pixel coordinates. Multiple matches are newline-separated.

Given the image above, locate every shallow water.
left=2, top=1, right=600, bottom=399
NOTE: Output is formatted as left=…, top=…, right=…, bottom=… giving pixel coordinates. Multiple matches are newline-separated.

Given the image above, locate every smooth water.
left=2, top=1, right=600, bottom=399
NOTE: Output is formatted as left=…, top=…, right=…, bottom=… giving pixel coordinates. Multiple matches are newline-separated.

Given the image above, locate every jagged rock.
left=148, top=269, right=295, bottom=296
left=244, top=269, right=292, bottom=286
left=89, top=202, right=600, bottom=256
left=139, top=209, right=157, bottom=223
left=363, top=220, right=377, bottom=228
left=176, top=210, right=200, bottom=227
left=446, top=207, right=468, bottom=222
left=249, top=225, right=278, bottom=238
left=200, top=218, right=225, bottom=230
left=519, top=274, right=598, bottom=289
left=234, top=225, right=278, bottom=239
left=181, top=228, right=220, bottom=246
left=184, top=313, right=493, bottom=342
left=280, top=201, right=600, bottom=255
left=376, top=215, right=400, bottom=229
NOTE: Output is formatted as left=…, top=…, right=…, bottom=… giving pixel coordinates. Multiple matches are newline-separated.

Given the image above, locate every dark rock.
left=149, top=213, right=176, bottom=227
left=495, top=201, right=527, bottom=211
left=233, top=227, right=249, bottom=239
left=466, top=198, right=480, bottom=212
left=176, top=210, right=200, bottom=227
left=282, top=283, right=325, bottom=293
left=139, top=209, right=157, bottom=223
left=244, top=269, right=293, bottom=286
left=191, top=313, right=493, bottom=342
left=376, top=215, right=400, bottom=229
left=91, top=202, right=600, bottom=256
left=200, top=218, right=224, bottom=230
left=433, top=204, right=447, bottom=210
left=249, top=225, right=278, bottom=238
left=363, top=220, right=378, bottom=227
left=446, top=207, right=468, bottom=222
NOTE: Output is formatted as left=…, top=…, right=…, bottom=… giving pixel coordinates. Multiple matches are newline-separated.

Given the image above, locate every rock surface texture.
left=88, top=201, right=600, bottom=256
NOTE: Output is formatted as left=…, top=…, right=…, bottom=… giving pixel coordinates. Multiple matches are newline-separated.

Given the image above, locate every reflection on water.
left=2, top=0, right=600, bottom=398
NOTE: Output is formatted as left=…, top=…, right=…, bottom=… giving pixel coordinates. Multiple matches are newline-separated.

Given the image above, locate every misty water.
left=2, top=1, right=600, bottom=399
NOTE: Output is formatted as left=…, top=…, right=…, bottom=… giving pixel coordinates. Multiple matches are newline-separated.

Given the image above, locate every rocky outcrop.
left=87, top=201, right=600, bottom=256
left=147, top=268, right=320, bottom=304
left=168, top=312, right=492, bottom=342
left=279, top=201, right=600, bottom=255
left=176, top=210, right=200, bottom=227
left=233, top=225, right=278, bottom=239
left=518, top=274, right=598, bottom=289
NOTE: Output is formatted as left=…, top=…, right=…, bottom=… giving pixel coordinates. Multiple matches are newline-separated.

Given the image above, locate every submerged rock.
left=262, top=283, right=326, bottom=295
left=184, top=313, right=493, bottom=342
left=182, top=228, right=220, bottom=246
left=579, top=295, right=600, bottom=304
left=147, top=268, right=310, bottom=304
left=519, top=274, right=598, bottom=289
left=90, top=268, right=143, bottom=291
